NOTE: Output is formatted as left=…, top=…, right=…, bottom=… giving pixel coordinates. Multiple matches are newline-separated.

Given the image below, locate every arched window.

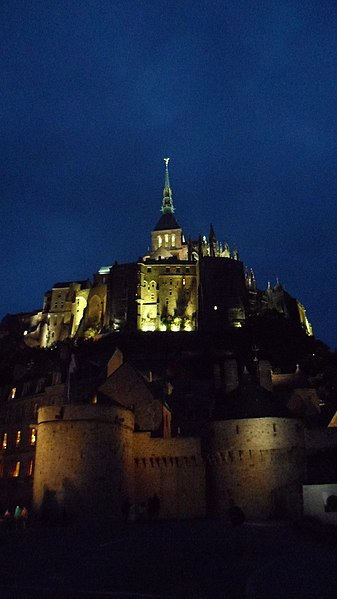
left=158, top=235, right=162, bottom=248
left=171, top=234, right=176, bottom=247
left=165, top=234, right=169, bottom=246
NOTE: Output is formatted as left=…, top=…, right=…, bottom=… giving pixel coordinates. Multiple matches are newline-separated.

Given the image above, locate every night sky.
left=2, top=1, right=337, bottom=349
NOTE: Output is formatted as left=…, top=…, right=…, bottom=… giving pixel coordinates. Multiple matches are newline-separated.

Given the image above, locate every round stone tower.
left=203, top=417, right=305, bottom=521
left=33, top=404, right=134, bottom=523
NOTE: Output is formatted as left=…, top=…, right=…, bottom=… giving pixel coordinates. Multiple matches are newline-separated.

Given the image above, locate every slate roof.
left=153, top=213, right=181, bottom=231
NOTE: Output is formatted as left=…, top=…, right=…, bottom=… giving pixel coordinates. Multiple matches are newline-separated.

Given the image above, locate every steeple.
left=153, top=158, right=180, bottom=232
left=161, top=157, right=175, bottom=214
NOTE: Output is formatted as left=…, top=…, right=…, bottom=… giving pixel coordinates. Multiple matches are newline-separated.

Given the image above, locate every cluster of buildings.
left=1, top=159, right=335, bottom=525
left=18, top=158, right=311, bottom=347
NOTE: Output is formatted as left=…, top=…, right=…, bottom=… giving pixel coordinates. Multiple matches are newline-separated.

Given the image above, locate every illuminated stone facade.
left=1, top=346, right=321, bottom=523
left=22, top=158, right=312, bottom=344
left=137, top=260, right=198, bottom=332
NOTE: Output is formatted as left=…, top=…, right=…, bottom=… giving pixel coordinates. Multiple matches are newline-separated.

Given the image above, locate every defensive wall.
left=202, top=417, right=305, bottom=520
left=133, top=433, right=205, bottom=519
left=33, top=404, right=134, bottom=522
left=32, top=405, right=307, bottom=523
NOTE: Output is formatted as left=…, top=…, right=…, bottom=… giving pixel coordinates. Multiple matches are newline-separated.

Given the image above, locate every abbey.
left=22, top=158, right=311, bottom=347
left=2, top=159, right=330, bottom=527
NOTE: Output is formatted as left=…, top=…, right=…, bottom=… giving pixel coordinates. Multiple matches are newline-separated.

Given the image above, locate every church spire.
left=162, top=157, right=175, bottom=214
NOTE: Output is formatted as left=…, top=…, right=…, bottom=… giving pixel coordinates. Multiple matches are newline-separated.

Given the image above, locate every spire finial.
left=164, top=157, right=170, bottom=188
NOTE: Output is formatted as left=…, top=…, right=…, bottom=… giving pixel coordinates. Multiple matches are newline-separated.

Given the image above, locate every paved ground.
left=0, top=518, right=337, bottom=598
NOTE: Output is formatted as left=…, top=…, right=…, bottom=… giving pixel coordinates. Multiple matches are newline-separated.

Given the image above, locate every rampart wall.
left=203, top=417, right=305, bottom=520
left=33, top=404, right=134, bottom=522
left=133, top=433, right=205, bottom=519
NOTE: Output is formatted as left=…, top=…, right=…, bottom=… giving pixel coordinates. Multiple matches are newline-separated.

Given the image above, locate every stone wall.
left=202, top=417, right=305, bottom=520
left=33, top=404, right=134, bottom=522
left=133, top=433, right=205, bottom=519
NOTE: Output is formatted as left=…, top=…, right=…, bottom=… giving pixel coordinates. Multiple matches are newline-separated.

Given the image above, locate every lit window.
left=172, top=234, right=176, bottom=247
left=15, top=431, right=21, bottom=447
left=9, top=388, right=16, bottom=400
left=158, top=235, right=162, bottom=248
left=30, top=428, right=37, bottom=446
left=165, top=234, right=169, bottom=246
left=214, top=305, right=218, bottom=311
left=182, top=278, right=186, bottom=286
left=11, top=461, right=20, bottom=478
left=2, top=433, right=7, bottom=450
left=28, top=459, right=34, bottom=477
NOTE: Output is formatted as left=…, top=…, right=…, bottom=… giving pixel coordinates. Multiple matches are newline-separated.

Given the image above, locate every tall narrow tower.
left=150, top=159, right=187, bottom=259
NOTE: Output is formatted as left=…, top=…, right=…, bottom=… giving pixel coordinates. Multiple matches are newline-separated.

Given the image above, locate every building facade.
left=20, top=158, right=312, bottom=344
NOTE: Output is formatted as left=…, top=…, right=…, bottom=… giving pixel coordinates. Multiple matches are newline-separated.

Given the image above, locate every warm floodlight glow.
left=142, top=324, right=155, bottom=332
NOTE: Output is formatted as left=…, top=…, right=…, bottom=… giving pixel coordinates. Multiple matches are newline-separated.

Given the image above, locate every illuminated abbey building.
left=23, top=158, right=312, bottom=347
left=1, top=162, right=336, bottom=525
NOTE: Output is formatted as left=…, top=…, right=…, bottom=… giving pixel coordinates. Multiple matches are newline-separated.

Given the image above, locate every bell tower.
left=150, top=158, right=187, bottom=260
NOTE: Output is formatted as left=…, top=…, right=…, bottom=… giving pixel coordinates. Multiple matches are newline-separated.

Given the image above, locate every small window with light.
left=27, top=459, right=34, bottom=477
left=30, top=428, right=37, bottom=446
left=15, top=430, right=21, bottom=447
left=2, top=433, right=7, bottom=450
left=11, top=461, right=20, bottom=478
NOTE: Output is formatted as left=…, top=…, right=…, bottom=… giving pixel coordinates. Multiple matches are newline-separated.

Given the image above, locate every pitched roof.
left=153, top=213, right=181, bottom=231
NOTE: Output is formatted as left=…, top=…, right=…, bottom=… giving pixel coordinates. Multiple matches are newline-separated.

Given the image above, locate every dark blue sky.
left=2, top=0, right=337, bottom=348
